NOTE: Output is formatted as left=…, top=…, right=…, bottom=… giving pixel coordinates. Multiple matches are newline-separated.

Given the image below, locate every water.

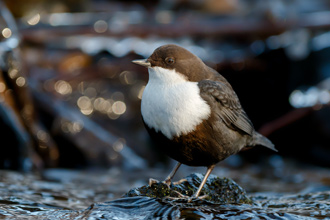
left=0, top=161, right=329, bottom=219
left=2, top=190, right=329, bottom=219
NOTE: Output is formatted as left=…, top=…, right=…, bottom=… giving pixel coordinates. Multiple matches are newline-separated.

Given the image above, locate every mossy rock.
left=124, top=173, right=252, bottom=205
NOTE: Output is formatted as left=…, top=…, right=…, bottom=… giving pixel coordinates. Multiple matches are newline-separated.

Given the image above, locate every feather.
left=198, top=80, right=254, bottom=136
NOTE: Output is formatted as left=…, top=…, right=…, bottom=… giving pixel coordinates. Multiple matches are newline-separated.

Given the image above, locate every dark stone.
left=124, top=173, right=252, bottom=205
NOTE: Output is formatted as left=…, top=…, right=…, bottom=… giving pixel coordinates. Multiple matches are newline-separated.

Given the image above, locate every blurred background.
left=1, top=0, right=330, bottom=173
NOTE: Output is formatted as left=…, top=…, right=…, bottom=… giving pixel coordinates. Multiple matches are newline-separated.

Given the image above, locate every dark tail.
left=252, top=132, right=277, bottom=152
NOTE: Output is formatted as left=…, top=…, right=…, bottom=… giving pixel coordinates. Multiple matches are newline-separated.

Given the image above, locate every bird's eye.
left=165, top=57, right=175, bottom=65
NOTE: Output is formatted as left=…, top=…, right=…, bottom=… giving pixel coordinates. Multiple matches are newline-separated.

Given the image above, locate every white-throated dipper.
left=132, top=44, right=277, bottom=201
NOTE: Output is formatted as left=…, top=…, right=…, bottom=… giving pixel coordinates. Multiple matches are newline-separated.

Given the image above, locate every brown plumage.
left=133, top=44, right=276, bottom=201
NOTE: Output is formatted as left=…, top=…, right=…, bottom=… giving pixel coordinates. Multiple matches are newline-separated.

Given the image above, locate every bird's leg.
left=163, top=162, right=181, bottom=186
left=188, top=164, right=216, bottom=202
left=149, top=162, right=182, bottom=187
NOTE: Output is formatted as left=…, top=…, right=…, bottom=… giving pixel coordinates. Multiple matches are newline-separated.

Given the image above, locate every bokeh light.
left=112, top=101, right=126, bottom=115
left=1, top=27, right=12, bottom=38
left=77, top=96, right=93, bottom=115
left=26, top=13, right=40, bottom=25
left=94, top=20, right=108, bottom=33
left=16, top=76, right=26, bottom=87
left=55, top=80, right=72, bottom=96
left=0, top=82, right=6, bottom=93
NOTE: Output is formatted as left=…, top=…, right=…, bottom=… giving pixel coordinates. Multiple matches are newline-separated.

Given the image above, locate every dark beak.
left=132, top=59, right=151, bottom=68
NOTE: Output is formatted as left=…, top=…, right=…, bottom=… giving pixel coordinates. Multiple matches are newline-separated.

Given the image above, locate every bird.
left=132, top=44, right=277, bottom=201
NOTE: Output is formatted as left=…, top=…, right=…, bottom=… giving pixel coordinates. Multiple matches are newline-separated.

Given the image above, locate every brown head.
left=132, top=44, right=211, bottom=82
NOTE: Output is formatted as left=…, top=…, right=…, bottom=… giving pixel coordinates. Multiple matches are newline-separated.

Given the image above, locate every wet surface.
left=0, top=159, right=329, bottom=219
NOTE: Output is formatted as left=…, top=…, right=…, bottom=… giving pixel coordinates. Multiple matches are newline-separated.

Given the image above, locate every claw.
left=166, top=191, right=208, bottom=202
left=149, top=178, right=172, bottom=189
left=172, top=178, right=187, bottom=185
left=165, top=190, right=189, bottom=200
left=172, top=190, right=187, bottom=198
left=149, top=178, right=160, bottom=186
left=187, top=194, right=208, bottom=202
left=149, top=177, right=209, bottom=202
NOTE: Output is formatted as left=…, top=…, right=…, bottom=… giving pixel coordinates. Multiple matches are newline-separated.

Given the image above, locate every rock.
left=124, top=173, right=252, bottom=205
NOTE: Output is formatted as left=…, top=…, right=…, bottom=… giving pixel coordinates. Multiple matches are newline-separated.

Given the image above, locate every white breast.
left=141, top=67, right=211, bottom=139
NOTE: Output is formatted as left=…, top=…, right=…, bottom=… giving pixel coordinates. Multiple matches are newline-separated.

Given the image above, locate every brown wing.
left=198, top=80, right=254, bottom=136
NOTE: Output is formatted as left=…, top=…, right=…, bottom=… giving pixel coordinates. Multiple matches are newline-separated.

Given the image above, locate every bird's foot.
left=149, top=176, right=187, bottom=188
left=172, top=178, right=187, bottom=185
left=187, top=194, right=208, bottom=202
left=149, top=178, right=160, bottom=186
left=149, top=178, right=208, bottom=202
left=166, top=191, right=208, bottom=202
left=165, top=190, right=189, bottom=200
left=149, top=178, right=171, bottom=189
